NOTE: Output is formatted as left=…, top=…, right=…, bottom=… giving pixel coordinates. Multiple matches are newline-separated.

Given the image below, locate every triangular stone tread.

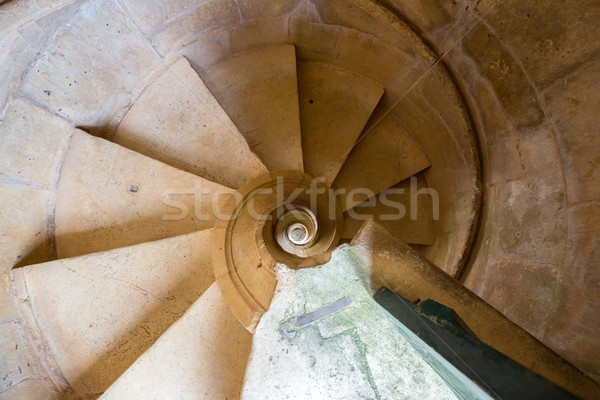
left=100, top=283, right=252, bottom=400
left=333, top=114, right=430, bottom=212
left=55, top=130, right=233, bottom=258
left=341, top=175, right=435, bottom=245
left=201, top=45, right=303, bottom=172
left=114, top=57, right=268, bottom=189
left=298, top=62, right=384, bottom=185
left=11, top=230, right=215, bottom=397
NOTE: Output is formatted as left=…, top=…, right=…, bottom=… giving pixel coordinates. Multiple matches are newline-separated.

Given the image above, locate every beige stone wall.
left=0, top=0, right=598, bottom=397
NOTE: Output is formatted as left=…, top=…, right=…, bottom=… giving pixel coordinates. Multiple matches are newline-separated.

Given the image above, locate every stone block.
left=308, top=0, right=420, bottom=54
left=492, top=179, right=567, bottom=265
left=0, top=30, right=21, bottom=111
left=119, top=0, right=196, bottom=33
left=544, top=60, right=600, bottom=204
left=237, top=0, right=303, bottom=20
left=0, top=99, right=72, bottom=187
left=563, top=203, right=600, bottom=291
left=182, top=31, right=230, bottom=70
left=484, top=0, right=600, bottom=88
left=151, top=0, right=240, bottom=55
left=543, top=289, right=600, bottom=382
left=487, top=135, right=525, bottom=183
left=462, top=22, right=544, bottom=130
left=0, top=185, right=50, bottom=271
left=221, top=17, right=290, bottom=55
left=0, top=2, right=81, bottom=109
left=482, top=258, right=562, bottom=337
left=0, top=320, right=39, bottom=392
left=491, top=126, right=568, bottom=266
left=0, top=0, right=37, bottom=33
left=290, top=17, right=341, bottom=58
left=21, top=0, right=161, bottom=127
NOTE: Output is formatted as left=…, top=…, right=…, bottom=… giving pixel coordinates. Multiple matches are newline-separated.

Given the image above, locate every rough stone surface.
left=564, top=203, right=600, bottom=291
left=543, top=288, right=600, bottom=383
left=341, top=175, right=435, bottom=245
left=0, top=272, right=17, bottom=321
left=118, top=0, right=196, bottom=34
left=0, top=378, right=57, bottom=400
left=0, top=320, right=39, bottom=392
left=377, top=0, right=462, bottom=50
left=243, top=249, right=458, bottom=399
left=484, top=0, right=600, bottom=88
left=201, top=45, right=303, bottom=172
left=462, top=22, right=544, bottom=131
left=332, top=113, right=430, bottom=211
left=21, top=0, right=161, bottom=127
left=151, top=0, right=240, bottom=55
left=351, top=221, right=600, bottom=399
left=480, top=259, right=563, bottom=337
left=0, top=0, right=84, bottom=113
left=237, top=0, right=303, bottom=20
left=54, top=130, right=233, bottom=258
left=544, top=59, right=600, bottom=204
left=0, top=0, right=599, bottom=395
left=490, top=127, right=567, bottom=265
left=100, top=283, right=253, bottom=400
left=0, top=0, right=37, bottom=32
left=0, top=185, right=51, bottom=271
left=13, top=230, right=215, bottom=397
left=0, top=99, right=72, bottom=187
left=219, top=17, right=290, bottom=56
left=297, top=62, right=384, bottom=185
left=114, top=57, right=268, bottom=189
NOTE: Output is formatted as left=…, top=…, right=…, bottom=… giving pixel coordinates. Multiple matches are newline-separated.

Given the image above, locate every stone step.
left=200, top=44, right=303, bottom=172
left=100, top=283, right=252, bottom=400
left=11, top=230, right=216, bottom=398
left=332, top=112, right=430, bottom=212
left=341, top=174, right=435, bottom=245
left=55, top=130, right=233, bottom=259
left=297, top=62, right=384, bottom=185
left=114, top=57, right=268, bottom=190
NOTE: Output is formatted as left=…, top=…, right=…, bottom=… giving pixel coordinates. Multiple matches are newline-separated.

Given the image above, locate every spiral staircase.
left=1, top=0, right=599, bottom=399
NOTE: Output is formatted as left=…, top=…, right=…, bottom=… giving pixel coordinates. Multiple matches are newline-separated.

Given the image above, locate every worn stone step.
left=200, top=44, right=303, bottom=172
left=100, top=283, right=252, bottom=400
left=114, top=57, right=268, bottom=189
left=11, top=230, right=215, bottom=398
left=332, top=113, right=430, bottom=212
left=297, top=62, right=384, bottom=185
left=55, top=130, right=233, bottom=259
left=341, top=174, right=435, bottom=245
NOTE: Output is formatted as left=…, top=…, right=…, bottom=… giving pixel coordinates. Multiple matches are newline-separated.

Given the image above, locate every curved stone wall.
left=0, top=0, right=598, bottom=397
